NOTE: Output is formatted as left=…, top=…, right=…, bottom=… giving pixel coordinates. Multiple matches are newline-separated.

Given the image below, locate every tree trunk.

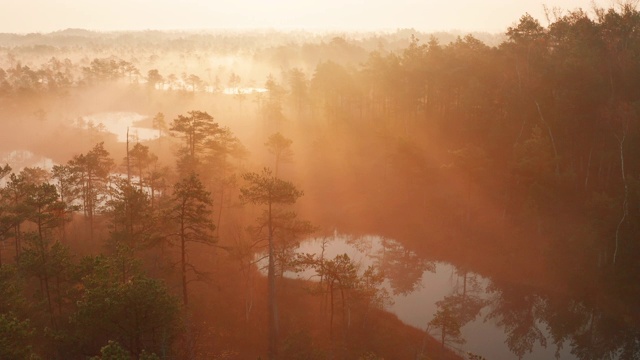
left=535, top=101, right=560, bottom=176
left=87, top=172, right=94, bottom=242
left=329, top=280, right=335, bottom=340
left=463, top=271, right=467, bottom=298
left=126, top=127, right=131, bottom=184
left=244, top=272, right=254, bottom=323
left=56, top=276, right=62, bottom=316
left=181, top=210, right=188, bottom=306
left=268, top=201, right=278, bottom=359
left=585, top=146, right=593, bottom=191
left=614, top=132, right=628, bottom=265
left=216, top=155, right=226, bottom=237
left=39, top=217, right=55, bottom=329
left=216, top=184, right=224, bottom=237
left=14, top=223, right=21, bottom=259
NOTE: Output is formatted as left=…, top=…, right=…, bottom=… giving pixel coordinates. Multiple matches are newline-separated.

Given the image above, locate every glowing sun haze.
left=4, top=0, right=611, bottom=33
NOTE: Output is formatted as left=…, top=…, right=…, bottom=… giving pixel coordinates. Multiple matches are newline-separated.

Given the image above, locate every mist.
left=1, top=3, right=640, bottom=360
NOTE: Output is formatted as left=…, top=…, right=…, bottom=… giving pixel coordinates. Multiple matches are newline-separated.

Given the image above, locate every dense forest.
left=1, top=4, right=640, bottom=360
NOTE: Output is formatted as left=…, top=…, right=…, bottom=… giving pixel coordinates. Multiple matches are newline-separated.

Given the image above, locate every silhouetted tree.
left=170, top=111, right=222, bottom=174
left=240, top=168, right=303, bottom=360
left=165, top=174, right=215, bottom=306
left=265, top=132, right=293, bottom=178
left=68, top=143, right=114, bottom=241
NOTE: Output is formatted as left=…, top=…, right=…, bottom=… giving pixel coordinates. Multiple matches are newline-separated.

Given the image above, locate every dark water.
left=291, top=234, right=634, bottom=360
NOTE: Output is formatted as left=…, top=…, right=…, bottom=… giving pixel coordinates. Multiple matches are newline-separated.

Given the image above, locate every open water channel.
left=288, top=234, right=578, bottom=360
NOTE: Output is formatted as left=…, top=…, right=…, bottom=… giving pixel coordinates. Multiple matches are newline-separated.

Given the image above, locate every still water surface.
left=80, top=112, right=158, bottom=142
left=290, top=234, right=577, bottom=360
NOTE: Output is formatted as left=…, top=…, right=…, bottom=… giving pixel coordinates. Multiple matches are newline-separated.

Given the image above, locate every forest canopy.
left=1, top=3, right=640, bottom=360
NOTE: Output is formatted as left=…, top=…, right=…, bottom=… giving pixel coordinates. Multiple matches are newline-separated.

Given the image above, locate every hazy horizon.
left=2, top=2, right=640, bottom=359
left=4, top=0, right=612, bottom=34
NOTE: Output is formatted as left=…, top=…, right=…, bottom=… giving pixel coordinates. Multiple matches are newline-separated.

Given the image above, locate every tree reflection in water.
left=371, top=238, right=434, bottom=296
left=480, top=276, right=640, bottom=360
left=484, top=282, right=547, bottom=359
left=294, top=234, right=640, bottom=359
left=540, top=292, right=640, bottom=360
left=425, top=264, right=487, bottom=358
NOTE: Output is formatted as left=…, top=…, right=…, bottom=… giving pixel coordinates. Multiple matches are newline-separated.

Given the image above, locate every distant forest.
left=1, top=4, right=640, bottom=360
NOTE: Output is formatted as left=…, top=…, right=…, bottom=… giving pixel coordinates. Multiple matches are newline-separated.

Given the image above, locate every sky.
left=1, top=0, right=613, bottom=34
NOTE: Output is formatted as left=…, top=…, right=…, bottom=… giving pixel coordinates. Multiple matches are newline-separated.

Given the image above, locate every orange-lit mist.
left=1, top=3, right=635, bottom=359
left=3, top=0, right=611, bottom=33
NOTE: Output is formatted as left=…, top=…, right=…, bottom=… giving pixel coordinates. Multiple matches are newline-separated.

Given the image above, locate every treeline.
left=259, top=6, right=640, bottom=357
left=274, top=5, right=640, bottom=284
left=2, top=3, right=640, bottom=359
left=0, top=28, right=503, bottom=97
left=0, top=106, right=431, bottom=359
left=239, top=5, right=640, bottom=289
left=0, top=111, right=234, bottom=358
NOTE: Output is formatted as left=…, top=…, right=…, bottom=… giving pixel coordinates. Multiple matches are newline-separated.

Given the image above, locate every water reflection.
left=77, top=112, right=158, bottom=142
left=221, top=87, right=268, bottom=95
left=294, top=234, right=434, bottom=297
left=484, top=282, right=547, bottom=359
left=285, top=233, right=640, bottom=359
left=291, top=234, right=607, bottom=359
left=374, top=237, right=434, bottom=296
left=0, top=150, right=55, bottom=172
left=153, top=81, right=267, bottom=95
